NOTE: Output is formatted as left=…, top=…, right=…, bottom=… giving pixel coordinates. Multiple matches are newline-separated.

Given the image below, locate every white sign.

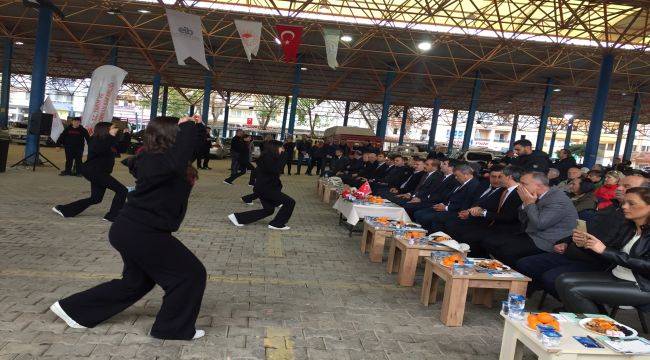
left=81, top=65, right=127, bottom=133
left=234, top=19, right=262, bottom=62
left=323, top=28, right=342, bottom=69
left=42, top=96, right=64, bottom=142
left=166, top=9, right=210, bottom=70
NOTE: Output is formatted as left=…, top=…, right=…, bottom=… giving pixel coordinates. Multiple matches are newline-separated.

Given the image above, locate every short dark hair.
left=143, top=117, right=179, bottom=153
left=514, top=139, right=532, bottom=148
left=489, top=164, right=505, bottom=173
left=92, top=122, right=114, bottom=139
left=454, top=163, right=474, bottom=175
left=502, top=165, right=523, bottom=182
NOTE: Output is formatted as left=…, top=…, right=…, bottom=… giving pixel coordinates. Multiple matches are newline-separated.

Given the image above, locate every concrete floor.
left=0, top=144, right=643, bottom=359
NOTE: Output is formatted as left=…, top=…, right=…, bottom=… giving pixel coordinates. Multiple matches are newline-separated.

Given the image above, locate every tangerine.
left=537, top=312, right=554, bottom=324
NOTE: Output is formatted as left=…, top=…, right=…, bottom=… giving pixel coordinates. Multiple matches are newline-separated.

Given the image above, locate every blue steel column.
left=398, top=106, right=408, bottom=145
left=201, top=57, right=213, bottom=125
left=221, top=91, right=230, bottom=139
left=25, top=7, right=53, bottom=162
left=427, top=98, right=441, bottom=151
left=108, top=35, right=118, bottom=66
left=584, top=53, right=615, bottom=168
left=613, top=121, right=625, bottom=161
left=280, top=96, right=289, bottom=140
left=447, top=109, right=459, bottom=155
left=508, top=114, right=519, bottom=150
left=548, top=131, right=557, bottom=157
left=161, top=85, right=168, bottom=117
left=0, top=38, right=13, bottom=129
left=535, top=78, right=553, bottom=151
left=462, top=72, right=481, bottom=151
left=149, top=73, right=161, bottom=121
left=343, top=101, right=350, bottom=126
left=189, top=104, right=195, bottom=116
left=377, top=71, right=395, bottom=139
left=564, top=119, right=573, bottom=149
left=287, top=60, right=302, bottom=136
left=623, top=92, right=641, bottom=162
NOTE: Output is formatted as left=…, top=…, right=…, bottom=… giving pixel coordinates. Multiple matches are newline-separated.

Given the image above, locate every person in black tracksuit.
left=58, top=118, right=89, bottom=176
left=50, top=116, right=207, bottom=341
left=53, top=122, right=127, bottom=222
left=229, top=141, right=295, bottom=230
left=224, top=134, right=254, bottom=184
left=283, top=137, right=296, bottom=175
left=195, top=123, right=212, bottom=170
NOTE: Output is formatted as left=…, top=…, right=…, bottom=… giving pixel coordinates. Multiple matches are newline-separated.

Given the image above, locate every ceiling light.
left=341, top=35, right=352, bottom=42
left=301, top=67, right=308, bottom=71
left=107, top=9, right=121, bottom=15
left=137, top=9, right=151, bottom=14
left=622, top=92, right=627, bottom=96
left=14, top=41, right=24, bottom=46
left=417, top=41, right=432, bottom=51
left=274, top=38, right=281, bottom=45
left=553, top=88, right=561, bottom=92
left=563, top=113, right=574, bottom=120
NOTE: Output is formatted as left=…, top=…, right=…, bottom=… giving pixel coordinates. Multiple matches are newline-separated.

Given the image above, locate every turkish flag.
left=275, top=24, right=303, bottom=63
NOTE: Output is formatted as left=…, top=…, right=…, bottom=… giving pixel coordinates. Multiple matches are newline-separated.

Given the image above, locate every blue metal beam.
left=613, top=121, right=625, bottom=161
left=222, top=91, right=230, bottom=139
left=343, top=101, right=350, bottom=126
left=377, top=71, right=395, bottom=139
left=548, top=131, right=557, bottom=157
left=287, top=60, right=302, bottom=136
left=280, top=96, right=289, bottom=140
left=398, top=106, right=408, bottom=145
left=584, top=53, right=615, bottom=168
left=462, top=72, right=481, bottom=151
left=24, top=7, right=53, bottom=162
left=0, top=38, right=13, bottom=129
left=536, top=78, right=553, bottom=151
left=150, top=73, right=161, bottom=121
left=161, top=85, right=168, bottom=117
left=201, top=57, right=213, bottom=125
left=564, top=119, right=573, bottom=150
left=623, top=92, right=641, bottom=162
left=428, top=98, right=441, bottom=151
left=447, top=109, right=459, bottom=155
left=508, top=114, right=519, bottom=151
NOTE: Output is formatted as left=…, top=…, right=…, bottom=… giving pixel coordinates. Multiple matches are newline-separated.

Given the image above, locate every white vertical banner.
left=81, top=65, right=127, bottom=133
left=166, top=8, right=210, bottom=70
left=234, top=19, right=262, bottom=62
left=323, top=28, right=342, bottom=70
left=42, top=96, right=64, bottom=142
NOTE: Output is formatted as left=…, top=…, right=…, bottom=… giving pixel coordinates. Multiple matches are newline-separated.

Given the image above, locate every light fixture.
left=107, top=9, right=121, bottom=15
left=301, top=67, right=308, bottom=71
left=274, top=37, right=281, bottom=45
left=15, top=41, right=24, bottom=46
left=563, top=113, right=574, bottom=120
left=137, top=9, right=151, bottom=14
left=341, top=35, right=352, bottom=42
left=622, top=92, right=627, bottom=96
left=553, top=88, right=561, bottom=92
left=417, top=41, right=432, bottom=51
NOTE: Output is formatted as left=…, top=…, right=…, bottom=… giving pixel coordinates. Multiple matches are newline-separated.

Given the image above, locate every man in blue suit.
left=414, top=163, right=480, bottom=233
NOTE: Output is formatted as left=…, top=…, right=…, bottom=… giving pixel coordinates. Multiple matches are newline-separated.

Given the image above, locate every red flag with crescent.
left=275, top=24, right=303, bottom=63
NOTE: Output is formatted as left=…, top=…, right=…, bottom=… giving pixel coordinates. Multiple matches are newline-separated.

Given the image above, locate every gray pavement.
left=0, top=145, right=643, bottom=359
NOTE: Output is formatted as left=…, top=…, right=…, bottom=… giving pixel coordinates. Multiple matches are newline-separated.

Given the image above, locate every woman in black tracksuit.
left=229, top=141, right=295, bottom=230
left=53, top=122, right=127, bottom=222
left=50, top=116, right=207, bottom=340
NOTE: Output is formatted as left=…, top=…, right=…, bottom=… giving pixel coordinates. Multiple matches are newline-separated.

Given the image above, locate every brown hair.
left=626, top=187, right=650, bottom=205
left=143, top=116, right=179, bottom=153
left=93, top=122, right=113, bottom=139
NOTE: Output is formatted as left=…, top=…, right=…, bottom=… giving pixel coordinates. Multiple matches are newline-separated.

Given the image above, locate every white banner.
left=323, top=28, right=342, bottom=69
left=166, top=9, right=210, bottom=70
left=42, top=96, right=64, bottom=142
left=234, top=19, right=262, bottom=62
left=81, top=65, right=127, bottom=133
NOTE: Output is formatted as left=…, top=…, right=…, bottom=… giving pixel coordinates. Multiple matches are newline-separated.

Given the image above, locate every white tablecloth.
left=332, top=198, right=412, bottom=226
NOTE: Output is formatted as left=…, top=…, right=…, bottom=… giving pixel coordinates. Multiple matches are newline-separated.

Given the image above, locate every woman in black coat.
left=53, top=122, right=127, bottom=222
left=50, top=116, right=207, bottom=340
left=229, top=141, right=295, bottom=230
left=556, top=187, right=650, bottom=313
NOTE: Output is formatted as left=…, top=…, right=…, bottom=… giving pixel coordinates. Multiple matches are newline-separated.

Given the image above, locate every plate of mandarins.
left=526, top=312, right=560, bottom=332
left=441, top=253, right=464, bottom=268
left=579, top=318, right=637, bottom=339
left=474, top=259, right=511, bottom=271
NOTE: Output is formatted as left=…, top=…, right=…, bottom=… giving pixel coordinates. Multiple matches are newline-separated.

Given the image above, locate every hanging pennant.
left=234, top=19, right=262, bottom=62
left=275, top=24, right=303, bottom=63
left=166, top=9, right=210, bottom=70
left=323, top=28, right=341, bottom=69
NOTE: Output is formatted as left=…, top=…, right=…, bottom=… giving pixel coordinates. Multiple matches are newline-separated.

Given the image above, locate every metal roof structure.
left=0, top=0, right=649, bottom=122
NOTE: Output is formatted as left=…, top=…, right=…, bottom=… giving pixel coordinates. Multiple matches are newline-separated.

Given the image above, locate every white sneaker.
left=241, top=198, right=254, bottom=205
left=52, top=206, right=64, bottom=218
left=228, top=214, right=243, bottom=227
left=50, top=301, right=86, bottom=329
left=268, top=225, right=290, bottom=231
left=193, top=329, right=205, bottom=339
left=223, top=180, right=232, bottom=185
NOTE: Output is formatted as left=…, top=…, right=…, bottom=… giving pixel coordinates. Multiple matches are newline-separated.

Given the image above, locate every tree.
left=254, top=94, right=283, bottom=129
left=209, top=92, right=247, bottom=126
left=164, top=88, right=193, bottom=118
left=296, top=98, right=331, bottom=135
left=568, top=143, right=586, bottom=158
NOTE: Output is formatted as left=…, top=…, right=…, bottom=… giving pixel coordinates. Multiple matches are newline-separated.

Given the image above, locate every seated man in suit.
left=322, top=148, right=349, bottom=177
left=371, top=155, right=412, bottom=194
left=452, top=165, right=524, bottom=257
left=392, top=158, right=442, bottom=205
left=414, top=163, right=480, bottom=233
left=444, top=165, right=505, bottom=243
left=382, top=158, right=425, bottom=198
left=402, top=158, right=457, bottom=218
left=344, top=152, right=377, bottom=187
left=484, top=171, right=578, bottom=267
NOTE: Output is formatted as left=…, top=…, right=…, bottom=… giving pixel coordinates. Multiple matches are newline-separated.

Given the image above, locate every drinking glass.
left=507, top=294, right=526, bottom=320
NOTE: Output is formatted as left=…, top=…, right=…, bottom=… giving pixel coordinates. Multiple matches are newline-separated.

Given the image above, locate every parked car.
left=209, top=138, right=229, bottom=159
left=452, top=150, right=494, bottom=163
left=390, top=144, right=429, bottom=159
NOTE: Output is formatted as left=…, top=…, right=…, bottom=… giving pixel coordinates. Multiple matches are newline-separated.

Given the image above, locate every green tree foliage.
left=254, top=94, right=283, bottom=129
left=296, top=98, right=331, bottom=135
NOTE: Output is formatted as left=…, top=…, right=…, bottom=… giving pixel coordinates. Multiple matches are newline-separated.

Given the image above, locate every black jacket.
left=357, top=161, right=378, bottom=179
left=512, top=150, right=550, bottom=173
left=283, top=141, right=296, bottom=159
left=379, top=165, right=412, bottom=188
left=553, top=157, right=577, bottom=181
left=120, top=122, right=197, bottom=232
left=296, top=140, right=311, bottom=153
left=331, top=155, right=350, bottom=175
left=444, top=177, right=481, bottom=212
left=231, top=135, right=247, bottom=155
left=371, top=162, right=390, bottom=180
left=601, top=223, right=650, bottom=292
left=423, top=174, right=459, bottom=203
left=398, top=171, right=425, bottom=194
left=412, top=170, right=444, bottom=198
left=485, top=187, right=523, bottom=233
left=82, top=135, right=117, bottom=175
left=254, top=151, right=285, bottom=193
left=346, top=157, right=364, bottom=173
left=59, top=125, right=89, bottom=149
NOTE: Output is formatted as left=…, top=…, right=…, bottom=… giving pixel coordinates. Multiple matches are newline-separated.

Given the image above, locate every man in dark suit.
left=322, top=148, right=349, bottom=177
left=391, top=158, right=442, bottom=205
left=342, top=152, right=376, bottom=186
left=451, top=165, right=524, bottom=257
left=402, top=158, right=457, bottom=218
left=382, top=158, right=425, bottom=198
left=371, top=155, right=412, bottom=193
left=369, top=153, right=390, bottom=181
left=484, top=171, right=578, bottom=267
left=414, top=163, right=480, bottom=233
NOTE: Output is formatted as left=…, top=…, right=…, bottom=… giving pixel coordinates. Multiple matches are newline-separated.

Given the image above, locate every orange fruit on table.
left=537, top=312, right=554, bottom=324
left=527, top=316, right=541, bottom=330
left=549, top=320, right=560, bottom=331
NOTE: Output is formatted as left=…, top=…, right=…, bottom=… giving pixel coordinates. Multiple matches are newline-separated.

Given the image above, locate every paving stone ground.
left=0, top=144, right=644, bottom=360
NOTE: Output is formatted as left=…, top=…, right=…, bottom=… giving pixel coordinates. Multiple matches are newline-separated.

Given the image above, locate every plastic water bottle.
left=507, top=294, right=526, bottom=320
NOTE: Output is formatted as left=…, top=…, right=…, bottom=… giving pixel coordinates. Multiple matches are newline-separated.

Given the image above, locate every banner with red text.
left=81, top=65, right=127, bottom=133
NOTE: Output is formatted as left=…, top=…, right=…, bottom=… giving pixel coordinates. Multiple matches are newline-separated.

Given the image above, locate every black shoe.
left=59, top=171, right=70, bottom=176
left=73, top=172, right=82, bottom=177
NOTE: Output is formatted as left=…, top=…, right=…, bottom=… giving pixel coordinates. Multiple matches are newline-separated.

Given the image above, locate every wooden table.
left=322, top=186, right=340, bottom=204
left=317, top=179, right=326, bottom=198
left=387, top=237, right=453, bottom=287
left=499, top=313, right=647, bottom=360
left=361, top=221, right=426, bottom=263
left=420, top=257, right=530, bottom=327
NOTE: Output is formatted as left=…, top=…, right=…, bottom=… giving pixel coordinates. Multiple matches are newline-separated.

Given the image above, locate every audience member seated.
left=370, top=155, right=412, bottom=194
left=341, top=152, right=374, bottom=187
left=555, top=187, right=650, bottom=314
left=414, top=163, right=479, bottom=233
left=511, top=139, right=550, bottom=173
left=484, top=171, right=578, bottom=267
left=402, top=158, right=458, bottom=218
left=552, top=149, right=577, bottom=181
left=391, top=159, right=442, bottom=205
left=587, top=169, right=604, bottom=189
left=594, top=170, right=624, bottom=210
left=555, top=166, right=582, bottom=193
left=516, top=174, right=650, bottom=300
left=569, top=177, right=597, bottom=220
left=383, top=159, right=425, bottom=199
left=548, top=168, right=561, bottom=187
left=321, top=148, right=349, bottom=177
